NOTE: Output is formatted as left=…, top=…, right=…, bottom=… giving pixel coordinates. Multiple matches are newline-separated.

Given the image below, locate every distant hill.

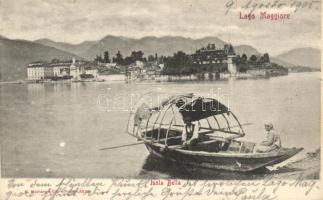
left=34, top=38, right=96, bottom=55
left=79, top=35, right=228, bottom=59
left=234, top=45, right=261, bottom=57
left=288, top=66, right=320, bottom=72
left=33, top=35, right=266, bottom=61
left=275, top=48, right=320, bottom=69
left=270, top=57, right=294, bottom=67
left=233, top=45, right=294, bottom=67
left=81, top=35, right=273, bottom=60
left=0, top=35, right=8, bottom=40
left=0, top=37, right=81, bottom=81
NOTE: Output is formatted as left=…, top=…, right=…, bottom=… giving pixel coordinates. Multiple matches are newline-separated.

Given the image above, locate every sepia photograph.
left=0, top=0, right=321, bottom=199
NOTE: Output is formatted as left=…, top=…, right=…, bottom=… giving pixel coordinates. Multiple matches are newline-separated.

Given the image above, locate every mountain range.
left=36, top=36, right=261, bottom=59
left=34, top=38, right=96, bottom=56
left=0, top=36, right=81, bottom=81
left=276, top=48, right=321, bottom=69
left=0, top=35, right=320, bottom=81
left=34, top=36, right=320, bottom=69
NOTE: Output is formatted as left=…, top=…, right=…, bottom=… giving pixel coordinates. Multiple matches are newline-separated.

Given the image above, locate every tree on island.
left=51, top=58, right=60, bottom=63
left=249, top=55, right=257, bottom=64
left=224, top=44, right=235, bottom=55
left=148, top=55, right=155, bottom=62
left=241, top=54, right=248, bottom=63
left=122, top=50, right=145, bottom=65
left=104, top=51, right=110, bottom=63
left=113, top=51, right=124, bottom=65
left=123, top=57, right=133, bottom=65
left=236, top=54, right=249, bottom=72
left=94, top=55, right=103, bottom=63
left=162, top=51, right=195, bottom=75
left=130, top=51, right=144, bottom=61
left=263, top=53, right=270, bottom=63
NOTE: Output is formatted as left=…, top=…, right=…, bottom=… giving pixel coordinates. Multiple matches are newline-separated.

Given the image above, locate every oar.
left=99, top=141, right=145, bottom=151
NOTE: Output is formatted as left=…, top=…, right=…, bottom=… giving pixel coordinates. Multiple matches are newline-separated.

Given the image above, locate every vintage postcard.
left=0, top=0, right=322, bottom=199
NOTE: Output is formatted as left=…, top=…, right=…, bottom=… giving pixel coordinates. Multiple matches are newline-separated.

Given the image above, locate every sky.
left=0, top=0, right=321, bottom=55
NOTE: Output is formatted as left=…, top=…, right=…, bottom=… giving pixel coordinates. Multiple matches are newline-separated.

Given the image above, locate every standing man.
left=255, top=123, right=281, bottom=153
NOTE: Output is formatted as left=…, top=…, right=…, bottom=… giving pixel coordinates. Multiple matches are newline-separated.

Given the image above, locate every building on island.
left=83, top=62, right=99, bottom=79
left=104, top=63, right=117, bottom=69
left=85, top=68, right=98, bottom=78
left=190, top=43, right=237, bottom=74
left=227, top=55, right=237, bottom=74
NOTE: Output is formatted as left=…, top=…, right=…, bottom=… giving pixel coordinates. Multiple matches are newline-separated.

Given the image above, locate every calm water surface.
left=0, top=72, right=320, bottom=178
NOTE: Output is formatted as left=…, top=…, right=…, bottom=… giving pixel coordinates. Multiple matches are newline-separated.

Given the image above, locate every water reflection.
left=27, top=83, right=74, bottom=94
left=27, top=83, right=44, bottom=92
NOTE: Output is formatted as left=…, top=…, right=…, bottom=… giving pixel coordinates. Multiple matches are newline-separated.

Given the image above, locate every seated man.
left=255, top=123, right=281, bottom=153
left=181, top=121, right=199, bottom=147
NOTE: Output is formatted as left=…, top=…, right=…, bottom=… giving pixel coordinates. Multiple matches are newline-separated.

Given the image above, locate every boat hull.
left=145, top=143, right=303, bottom=172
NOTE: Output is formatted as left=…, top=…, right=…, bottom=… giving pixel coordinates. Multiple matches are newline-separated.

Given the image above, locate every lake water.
left=0, top=72, right=321, bottom=178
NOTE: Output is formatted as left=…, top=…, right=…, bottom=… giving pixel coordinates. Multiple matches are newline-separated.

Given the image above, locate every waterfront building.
left=51, top=61, right=71, bottom=77
left=85, top=68, right=98, bottom=78
left=80, top=61, right=98, bottom=79
left=27, top=62, right=45, bottom=80
left=158, top=63, right=164, bottom=70
left=70, top=58, right=80, bottom=80
left=135, top=60, right=144, bottom=69
left=44, top=65, right=54, bottom=78
left=26, top=58, right=98, bottom=81
left=104, top=63, right=117, bottom=69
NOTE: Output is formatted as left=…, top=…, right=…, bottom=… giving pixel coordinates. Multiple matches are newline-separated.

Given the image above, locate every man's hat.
left=265, top=122, right=274, bottom=130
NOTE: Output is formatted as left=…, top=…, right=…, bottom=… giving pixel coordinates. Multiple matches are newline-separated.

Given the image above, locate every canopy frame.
left=126, top=94, right=246, bottom=145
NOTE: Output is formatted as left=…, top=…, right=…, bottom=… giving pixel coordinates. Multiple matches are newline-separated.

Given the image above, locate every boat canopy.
left=175, top=95, right=229, bottom=123
left=126, top=93, right=245, bottom=141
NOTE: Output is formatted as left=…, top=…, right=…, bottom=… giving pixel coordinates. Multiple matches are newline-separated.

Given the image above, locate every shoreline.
left=2, top=71, right=320, bottom=85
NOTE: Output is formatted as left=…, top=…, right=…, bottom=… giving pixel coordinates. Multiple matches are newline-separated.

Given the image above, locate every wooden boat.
left=126, top=93, right=303, bottom=172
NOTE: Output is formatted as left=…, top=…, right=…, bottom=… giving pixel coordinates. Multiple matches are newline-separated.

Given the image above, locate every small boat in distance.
left=126, top=93, right=303, bottom=172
